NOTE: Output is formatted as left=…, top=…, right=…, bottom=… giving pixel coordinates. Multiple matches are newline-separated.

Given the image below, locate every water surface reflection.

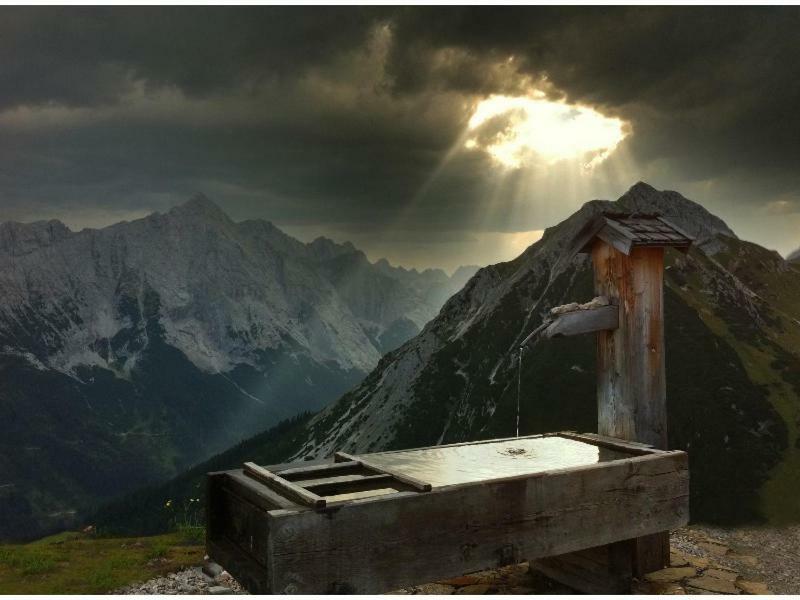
left=363, top=436, right=632, bottom=488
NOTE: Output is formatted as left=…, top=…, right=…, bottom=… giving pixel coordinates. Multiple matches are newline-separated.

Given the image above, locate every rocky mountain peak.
left=0, top=219, right=72, bottom=256
left=308, top=236, right=358, bottom=261
left=168, top=193, right=230, bottom=223
left=616, top=181, right=737, bottom=244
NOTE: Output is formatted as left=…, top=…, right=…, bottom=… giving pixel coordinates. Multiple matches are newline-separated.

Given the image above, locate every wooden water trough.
left=207, top=432, right=688, bottom=594
left=206, top=212, right=693, bottom=594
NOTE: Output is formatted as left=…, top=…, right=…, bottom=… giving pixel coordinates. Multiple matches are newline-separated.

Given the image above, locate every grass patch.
left=0, top=530, right=204, bottom=594
left=669, top=254, right=800, bottom=523
left=177, top=524, right=205, bottom=546
left=0, top=547, right=57, bottom=575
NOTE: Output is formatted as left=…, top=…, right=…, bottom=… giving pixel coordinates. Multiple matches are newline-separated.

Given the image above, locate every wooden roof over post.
left=577, top=213, right=693, bottom=255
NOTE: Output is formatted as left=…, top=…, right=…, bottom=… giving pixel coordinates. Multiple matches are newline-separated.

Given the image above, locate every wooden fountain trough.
left=206, top=212, right=694, bottom=594
left=206, top=432, right=688, bottom=594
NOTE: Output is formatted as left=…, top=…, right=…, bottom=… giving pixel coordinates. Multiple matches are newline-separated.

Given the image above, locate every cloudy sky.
left=1, top=6, right=799, bottom=271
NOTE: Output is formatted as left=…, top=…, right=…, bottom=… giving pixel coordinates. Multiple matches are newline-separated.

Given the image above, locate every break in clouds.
left=0, top=6, right=799, bottom=270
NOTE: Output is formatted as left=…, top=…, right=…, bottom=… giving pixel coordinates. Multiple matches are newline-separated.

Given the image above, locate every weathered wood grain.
left=543, top=304, right=619, bottom=338
left=593, top=242, right=667, bottom=449
left=366, top=431, right=562, bottom=457
left=301, top=474, right=400, bottom=496
left=557, top=431, right=657, bottom=454
left=224, top=470, right=301, bottom=511
left=207, top=538, right=271, bottom=595
left=592, top=240, right=671, bottom=575
left=334, top=451, right=432, bottom=492
left=534, top=540, right=633, bottom=594
left=243, top=462, right=326, bottom=509
left=265, top=451, right=689, bottom=594
left=275, top=460, right=361, bottom=480
left=207, top=472, right=272, bottom=573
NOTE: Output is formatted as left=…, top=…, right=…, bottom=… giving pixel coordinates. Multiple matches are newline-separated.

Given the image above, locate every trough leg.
left=531, top=532, right=669, bottom=593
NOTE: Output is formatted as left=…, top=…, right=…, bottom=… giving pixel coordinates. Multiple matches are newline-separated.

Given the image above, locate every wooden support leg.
left=531, top=532, right=670, bottom=593
left=633, top=531, right=670, bottom=575
left=532, top=540, right=633, bottom=594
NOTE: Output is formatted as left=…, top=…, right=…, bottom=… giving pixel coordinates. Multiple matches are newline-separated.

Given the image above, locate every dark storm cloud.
left=0, top=6, right=798, bottom=265
left=0, top=7, right=386, bottom=108
left=386, top=7, right=800, bottom=174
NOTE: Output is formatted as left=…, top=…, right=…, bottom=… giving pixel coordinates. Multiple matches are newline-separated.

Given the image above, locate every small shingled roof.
left=577, top=213, right=694, bottom=255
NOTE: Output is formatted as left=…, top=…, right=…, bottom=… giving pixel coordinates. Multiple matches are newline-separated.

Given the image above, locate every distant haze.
left=0, top=7, right=798, bottom=270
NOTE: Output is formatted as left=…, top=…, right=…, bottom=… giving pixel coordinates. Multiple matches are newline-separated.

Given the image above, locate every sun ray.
left=466, top=93, right=628, bottom=170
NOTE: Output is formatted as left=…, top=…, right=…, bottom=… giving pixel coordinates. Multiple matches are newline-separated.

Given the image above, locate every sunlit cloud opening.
left=465, top=93, right=628, bottom=170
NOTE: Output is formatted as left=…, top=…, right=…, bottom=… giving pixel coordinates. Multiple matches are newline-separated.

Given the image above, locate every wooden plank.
left=557, top=432, right=658, bottom=455
left=367, top=431, right=560, bottom=457
left=302, top=474, right=398, bottom=496
left=656, top=216, right=694, bottom=250
left=243, top=462, right=326, bottom=510
left=206, top=471, right=273, bottom=588
left=216, top=484, right=272, bottom=567
left=543, top=304, right=618, bottom=338
left=266, top=451, right=689, bottom=594
left=275, top=461, right=362, bottom=480
left=597, top=223, right=634, bottom=255
left=207, top=537, right=271, bottom=595
left=533, top=540, right=633, bottom=594
left=633, top=531, right=671, bottom=574
left=224, top=470, right=302, bottom=511
left=262, top=457, right=334, bottom=474
left=604, top=217, right=638, bottom=241
left=334, top=451, right=432, bottom=492
left=294, top=473, right=390, bottom=488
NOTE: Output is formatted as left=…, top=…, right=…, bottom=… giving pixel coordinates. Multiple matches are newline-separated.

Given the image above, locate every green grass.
left=0, top=530, right=205, bottom=594
left=669, top=250, right=800, bottom=523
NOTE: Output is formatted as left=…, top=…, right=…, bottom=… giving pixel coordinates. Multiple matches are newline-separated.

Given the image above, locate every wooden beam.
left=557, top=432, right=657, bottom=455
left=534, top=540, right=633, bottom=594
left=243, top=462, right=326, bottom=510
left=334, top=451, right=432, bottom=492
left=543, top=304, right=618, bottom=338
left=301, top=474, right=397, bottom=496
left=593, top=243, right=667, bottom=448
left=224, top=470, right=302, bottom=511
left=592, top=241, right=671, bottom=575
left=275, top=460, right=361, bottom=480
left=264, top=451, right=689, bottom=593
left=596, top=223, right=634, bottom=255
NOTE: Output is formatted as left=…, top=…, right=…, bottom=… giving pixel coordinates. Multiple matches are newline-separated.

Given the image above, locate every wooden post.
left=531, top=215, right=690, bottom=590
left=592, top=240, right=670, bottom=575
left=593, top=242, right=667, bottom=449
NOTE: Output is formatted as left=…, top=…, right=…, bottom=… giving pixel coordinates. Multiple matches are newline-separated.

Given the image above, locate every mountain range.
left=0, top=196, right=476, bottom=540
left=93, top=182, right=800, bottom=536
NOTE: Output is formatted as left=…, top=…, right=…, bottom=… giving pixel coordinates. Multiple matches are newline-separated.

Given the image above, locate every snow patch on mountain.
left=0, top=195, right=476, bottom=384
